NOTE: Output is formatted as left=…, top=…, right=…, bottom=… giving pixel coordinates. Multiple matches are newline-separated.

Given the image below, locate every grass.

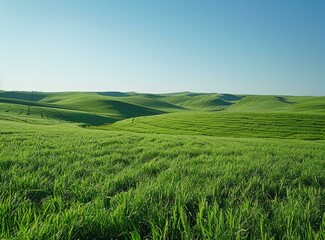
left=1, top=90, right=325, bottom=239
left=1, top=120, right=325, bottom=239
left=39, top=93, right=167, bottom=116
left=0, top=91, right=51, bottom=101
left=0, top=101, right=116, bottom=126
left=1, top=91, right=325, bottom=125
left=103, top=111, right=325, bottom=140
left=227, top=95, right=325, bottom=113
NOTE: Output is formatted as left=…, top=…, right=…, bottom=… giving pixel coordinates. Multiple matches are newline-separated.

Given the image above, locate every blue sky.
left=0, top=0, right=324, bottom=95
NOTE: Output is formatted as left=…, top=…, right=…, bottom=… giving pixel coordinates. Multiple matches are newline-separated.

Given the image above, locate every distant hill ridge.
left=0, top=91, right=324, bottom=126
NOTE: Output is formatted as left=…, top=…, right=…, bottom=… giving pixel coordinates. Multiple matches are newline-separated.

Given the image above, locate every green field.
left=1, top=91, right=325, bottom=239
left=104, top=111, right=325, bottom=140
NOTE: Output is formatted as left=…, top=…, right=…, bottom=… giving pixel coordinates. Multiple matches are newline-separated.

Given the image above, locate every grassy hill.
left=2, top=91, right=324, bottom=125
left=225, top=95, right=292, bottom=112
left=1, top=90, right=324, bottom=131
left=0, top=91, right=51, bottom=101
left=103, top=111, right=325, bottom=140
left=0, top=92, right=172, bottom=125
left=160, top=92, right=241, bottom=110
left=226, top=95, right=325, bottom=113
left=0, top=99, right=116, bottom=126
left=286, top=96, right=325, bottom=113
left=0, top=91, right=239, bottom=125
left=109, top=95, right=186, bottom=112
left=1, top=90, right=325, bottom=239
left=41, top=93, right=165, bottom=118
left=99, top=93, right=325, bottom=140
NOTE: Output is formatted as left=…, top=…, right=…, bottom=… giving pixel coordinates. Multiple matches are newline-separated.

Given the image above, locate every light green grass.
left=2, top=91, right=325, bottom=126
left=40, top=93, right=165, bottom=116
left=109, top=95, right=186, bottom=112
left=160, top=92, right=240, bottom=110
left=226, top=95, right=325, bottom=113
left=103, top=111, right=325, bottom=140
left=1, top=120, right=325, bottom=239
left=1, top=90, right=325, bottom=239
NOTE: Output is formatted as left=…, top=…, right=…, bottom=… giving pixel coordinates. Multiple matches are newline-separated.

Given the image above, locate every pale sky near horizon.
left=0, top=0, right=324, bottom=95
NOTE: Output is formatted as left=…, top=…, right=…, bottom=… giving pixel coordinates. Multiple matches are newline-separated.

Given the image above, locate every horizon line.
left=0, top=89, right=324, bottom=97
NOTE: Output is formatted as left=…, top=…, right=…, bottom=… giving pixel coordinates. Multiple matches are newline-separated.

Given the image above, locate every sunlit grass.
left=104, top=111, right=325, bottom=140
left=1, top=91, right=325, bottom=239
left=1, top=120, right=324, bottom=239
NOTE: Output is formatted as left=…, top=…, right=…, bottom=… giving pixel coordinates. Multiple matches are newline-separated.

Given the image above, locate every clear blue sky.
left=0, top=0, right=324, bottom=95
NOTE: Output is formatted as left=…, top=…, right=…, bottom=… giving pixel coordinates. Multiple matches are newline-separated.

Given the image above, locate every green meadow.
left=0, top=91, right=325, bottom=239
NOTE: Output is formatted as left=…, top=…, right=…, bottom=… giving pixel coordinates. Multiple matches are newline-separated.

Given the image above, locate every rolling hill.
left=1, top=91, right=324, bottom=132
left=1, top=90, right=325, bottom=239
left=226, top=95, right=325, bottom=113
left=0, top=92, right=171, bottom=125
left=0, top=98, right=116, bottom=126
left=103, top=111, right=325, bottom=140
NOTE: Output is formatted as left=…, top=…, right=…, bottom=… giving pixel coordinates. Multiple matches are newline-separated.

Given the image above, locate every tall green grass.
left=1, top=91, right=325, bottom=239
left=1, top=120, right=324, bottom=239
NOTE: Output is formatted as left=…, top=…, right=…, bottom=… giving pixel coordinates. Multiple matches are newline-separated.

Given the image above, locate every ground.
left=0, top=91, right=324, bottom=239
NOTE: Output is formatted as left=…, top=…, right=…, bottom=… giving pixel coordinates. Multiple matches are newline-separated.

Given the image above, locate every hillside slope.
left=0, top=99, right=116, bottom=125
left=40, top=93, right=164, bottom=117
left=161, top=92, right=241, bottom=110
left=1, top=91, right=325, bottom=129
left=226, top=95, right=325, bottom=113
left=103, top=111, right=325, bottom=140
left=0, top=92, right=170, bottom=125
